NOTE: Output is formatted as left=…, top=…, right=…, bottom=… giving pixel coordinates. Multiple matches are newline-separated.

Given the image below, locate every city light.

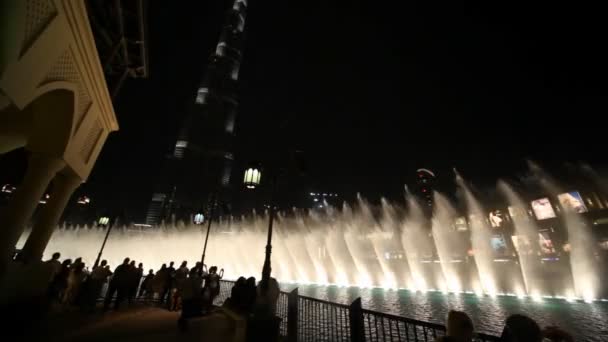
left=39, top=194, right=50, bottom=204
left=1, top=184, right=15, bottom=193
left=98, top=216, right=110, bottom=226
left=175, top=140, right=188, bottom=148
left=77, top=196, right=91, bottom=205
left=194, top=213, right=204, bottom=224
left=243, top=167, right=261, bottom=189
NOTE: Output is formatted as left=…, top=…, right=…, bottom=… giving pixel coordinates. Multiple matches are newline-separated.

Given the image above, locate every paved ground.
left=15, top=305, right=242, bottom=342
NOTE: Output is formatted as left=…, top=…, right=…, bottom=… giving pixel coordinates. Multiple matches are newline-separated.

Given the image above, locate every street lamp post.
left=261, top=175, right=277, bottom=290
left=199, top=193, right=217, bottom=275
left=243, top=165, right=276, bottom=289
left=244, top=165, right=284, bottom=341
left=93, top=216, right=112, bottom=269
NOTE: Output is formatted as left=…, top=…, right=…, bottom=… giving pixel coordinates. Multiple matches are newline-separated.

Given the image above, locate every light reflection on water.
left=280, top=283, right=608, bottom=341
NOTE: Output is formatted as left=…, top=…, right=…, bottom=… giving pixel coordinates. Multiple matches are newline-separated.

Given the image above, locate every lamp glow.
left=243, top=167, right=261, bottom=189
left=98, top=217, right=110, bottom=226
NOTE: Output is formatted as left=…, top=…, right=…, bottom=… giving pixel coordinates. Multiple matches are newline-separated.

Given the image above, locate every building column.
left=20, top=171, right=81, bottom=262
left=0, top=153, right=65, bottom=276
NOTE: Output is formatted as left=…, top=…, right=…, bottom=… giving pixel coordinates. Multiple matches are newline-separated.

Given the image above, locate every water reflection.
left=286, top=284, right=608, bottom=341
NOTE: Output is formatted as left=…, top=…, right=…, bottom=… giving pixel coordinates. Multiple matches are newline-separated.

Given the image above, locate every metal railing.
left=214, top=278, right=232, bottom=305
left=216, top=280, right=500, bottom=342
left=362, top=308, right=445, bottom=341
left=359, top=308, right=499, bottom=342
left=298, top=295, right=351, bottom=341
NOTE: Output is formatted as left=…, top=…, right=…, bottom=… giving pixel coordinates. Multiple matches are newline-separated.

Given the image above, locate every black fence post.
left=287, top=288, right=298, bottom=342
left=349, top=297, right=365, bottom=342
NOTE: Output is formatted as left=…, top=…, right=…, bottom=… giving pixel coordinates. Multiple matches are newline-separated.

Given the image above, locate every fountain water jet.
left=455, top=171, right=497, bottom=295
left=18, top=179, right=604, bottom=302
left=402, top=190, right=431, bottom=291
left=497, top=180, right=539, bottom=295
left=528, top=161, right=599, bottom=301
left=432, top=192, right=464, bottom=293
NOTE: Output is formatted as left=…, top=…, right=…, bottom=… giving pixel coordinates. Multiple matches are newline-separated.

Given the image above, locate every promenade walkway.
left=17, top=305, right=243, bottom=342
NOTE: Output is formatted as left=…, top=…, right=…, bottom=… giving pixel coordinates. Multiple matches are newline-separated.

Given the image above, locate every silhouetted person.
left=125, top=260, right=139, bottom=303
left=542, top=326, right=574, bottom=342
left=81, top=260, right=112, bottom=311
left=500, top=314, right=542, bottom=342
left=161, top=261, right=176, bottom=304
left=176, top=261, right=189, bottom=282
left=72, top=257, right=83, bottom=269
left=152, top=264, right=168, bottom=300
left=129, top=262, right=143, bottom=302
left=178, top=268, right=204, bottom=330
left=229, top=277, right=246, bottom=311
left=44, top=252, right=62, bottom=280
left=201, top=266, right=221, bottom=312
left=436, top=310, right=474, bottom=342
left=171, top=261, right=188, bottom=311
left=104, top=257, right=130, bottom=310
left=139, top=269, right=154, bottom=299
left=500, top=314, right=574, bottom=342
left=244, top=277, right=257, bottom=313
left=49, top=259, right=71, bottom=301
left=63, top=262, right=86, bottom=305
left=254, top=267, right=279, bottom=317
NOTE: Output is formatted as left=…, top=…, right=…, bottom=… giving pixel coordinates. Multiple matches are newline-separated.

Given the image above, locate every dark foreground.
left=10, top=304, right=239, bottom=342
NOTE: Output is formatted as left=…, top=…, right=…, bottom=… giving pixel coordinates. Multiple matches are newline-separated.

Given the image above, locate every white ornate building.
left=0, top=0, right=117, bottom=277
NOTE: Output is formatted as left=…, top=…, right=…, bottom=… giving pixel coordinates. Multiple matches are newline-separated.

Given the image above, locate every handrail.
left=298, top=294, right=351, bottom=308
left=361, top=308, right=446, bottom=330
left=215, top=279, right=503, bottom=341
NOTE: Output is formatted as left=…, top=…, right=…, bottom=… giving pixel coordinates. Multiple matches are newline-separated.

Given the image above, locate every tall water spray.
left=455, top=171, right=497, bottom=295
left=342, top=196, right=380, bottom=287
left=402, top=190, right=432, bottom=291
left=528, top=161, right=598, bottom=301
left=432, top=192, right=464, bottom=292
left=497, top=180, right=539, bottom=296
left=20, top=177, right=604, bottom=301
left=370, top=199, right=401, bottom=288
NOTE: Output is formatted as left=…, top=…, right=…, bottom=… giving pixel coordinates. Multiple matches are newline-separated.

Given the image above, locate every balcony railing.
left=216, top=280, right=500, bottom=342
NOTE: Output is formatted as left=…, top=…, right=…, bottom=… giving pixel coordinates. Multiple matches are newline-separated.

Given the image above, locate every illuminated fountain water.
left=431, top=192, right=464, bottom=293
left=370, top=199, right=400, bottom=289
left=401, top=189, right=432, bottom=291
left=455, top=172, right=497, bottom=296
left=497, top=180, right=540, bottom=297
left=528, top=162, right=599, bottom=302
left=16, top=168, right=605, bottom=304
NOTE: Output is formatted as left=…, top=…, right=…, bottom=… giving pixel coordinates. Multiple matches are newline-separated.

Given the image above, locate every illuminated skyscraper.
left=415, top=168, right=436, bottom=208
left=145, top=0, right=248, bottom=225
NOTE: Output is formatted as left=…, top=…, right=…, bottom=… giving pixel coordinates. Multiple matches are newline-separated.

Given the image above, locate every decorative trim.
left=21, top=0, right=58, bottom=57
left=80, top=118, right=102, bottom=163
left=58, top=0, right=118, bottom=132
left=39, top=49, right=92, bottom=134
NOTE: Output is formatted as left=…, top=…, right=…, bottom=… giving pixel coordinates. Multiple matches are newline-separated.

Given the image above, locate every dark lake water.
left=280, top=284, right=608, bottom=341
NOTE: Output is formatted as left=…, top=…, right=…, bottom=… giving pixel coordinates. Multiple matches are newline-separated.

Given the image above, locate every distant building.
left=309, top=192, right=340, bottom=210
left=0, top=184, right=16, bottom=208
left=414, top=168, right=436, bottom=208
left=145, top=0, right=248, bottom=225
left=62, top=195, right=97, bottom=227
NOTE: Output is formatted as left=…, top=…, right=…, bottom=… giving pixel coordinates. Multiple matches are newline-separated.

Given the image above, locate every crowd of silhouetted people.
left=43, top=252, right=224, bottom=314
left=41, top=252, right=576, bottom=340
left=437, top=310, right=574, bottom=342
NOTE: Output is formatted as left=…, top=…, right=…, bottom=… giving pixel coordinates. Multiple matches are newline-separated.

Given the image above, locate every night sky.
left=2, top=1, right=607, bottom=219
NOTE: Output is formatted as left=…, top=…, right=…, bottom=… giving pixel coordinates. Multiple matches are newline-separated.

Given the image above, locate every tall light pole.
left=260, top=175, right=277, bottom=290
left=243, top=165, right=277, bottom=288
left=93, top=216, right=112, bottom=269
left=199, top=193, right=217, bottom=275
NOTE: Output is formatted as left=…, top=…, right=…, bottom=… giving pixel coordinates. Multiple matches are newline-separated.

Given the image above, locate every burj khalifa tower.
left=146, top=0, right=248, bottom=225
